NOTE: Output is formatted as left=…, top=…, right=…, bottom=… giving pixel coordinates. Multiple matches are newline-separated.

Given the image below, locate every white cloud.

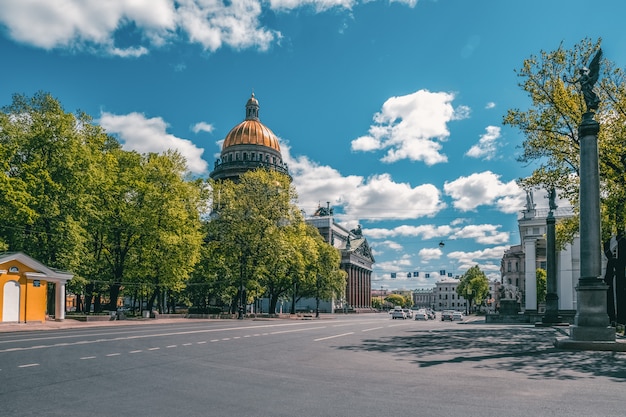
left=192, top=121, right=215, bottom=134
left=268, top=0, right=355, bottom=12
left=0, top=0, right=280, bottom=54
left=418, top=247, right=442, bottom=262
left=0, top=0, right=423, bottom=55
left=351, top=89, right=469, bottom=165
left=281, top=142, right=446, bottom=222
left=465, top=125, right=501, bottom=160
left=447, top=246, right=508, bottom=267
left=364, top=224, right=455, bottom=240
left=370, top=240, right=404, bottom=251
left=450, top=224, right=510, bottom=245
left=444, top=171, right=524, bottom=213
left=99, top=112, right=208, bottom=174
left=485, top=102, right=496, bottom=109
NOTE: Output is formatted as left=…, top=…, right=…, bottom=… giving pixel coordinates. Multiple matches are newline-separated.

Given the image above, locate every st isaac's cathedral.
left=210, top=94, right=375, bottom=313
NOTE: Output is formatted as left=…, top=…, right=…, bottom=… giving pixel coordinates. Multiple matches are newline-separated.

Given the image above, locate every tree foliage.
left=0, top=92, right=205, bottom=313
left=200, top=169, right=345, bottom=314
left=456, top=265, right=489, bottom=312
left=504, top=38, right=626, bottom=243
left=536, top=268, right=547, bottom=304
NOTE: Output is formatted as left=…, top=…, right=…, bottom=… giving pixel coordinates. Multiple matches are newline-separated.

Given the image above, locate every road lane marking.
left=362, top=327, right=384, bottom=332
left=80, top=356, right=96, bottom=360
left=148, top=347, right=160, bottom=351
left=129, top=350, right=142, bottom=353
left=270, top=326, right=326, bottom=335
left=314, top=332, right=354, bottom=342
left=166, top=345, right=177, bottom=348
left=106, top=353, right=121, bottom=357
left=18, top=363, right=39, bottom=368
left=197, top=341, right=207, bottom=344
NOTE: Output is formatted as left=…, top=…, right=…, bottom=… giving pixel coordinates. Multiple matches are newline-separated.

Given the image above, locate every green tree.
left=385, top=293, right=405, bottom=308
left=204, top=169, right=302, bottom=314
left=456, top=265, right=489, bottom=314
left=536, top=268, right=547, bottom=304
left=503, top=38, right=626, bottom=243
left=130, top=151, right=205, bottom=313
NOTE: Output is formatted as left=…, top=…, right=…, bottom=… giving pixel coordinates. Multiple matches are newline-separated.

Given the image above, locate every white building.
left=501, top=192, right=578, bottom=316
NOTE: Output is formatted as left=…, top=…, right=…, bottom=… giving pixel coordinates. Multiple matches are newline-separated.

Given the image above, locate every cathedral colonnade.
left=345, top=264, right=371, bottom=309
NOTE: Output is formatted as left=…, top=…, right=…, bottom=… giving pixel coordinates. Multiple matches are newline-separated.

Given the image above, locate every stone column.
left=55, top=281, right=66, bottom=321
left=559, top=243, right=575, bottom=310
left=569, top=113, right=614, bottom=342
left=543, top=209, right=560, bottom=323
left=524, top=238, right=537, bottom=312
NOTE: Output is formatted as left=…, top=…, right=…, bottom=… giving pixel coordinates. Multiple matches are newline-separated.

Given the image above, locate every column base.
left=569, top=324, right=615, bottom=342
left=555, top=336, right=625, bottom=351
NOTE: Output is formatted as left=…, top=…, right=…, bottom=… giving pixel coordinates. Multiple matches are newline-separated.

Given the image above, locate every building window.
left=507, top=261, right=511, bottom=272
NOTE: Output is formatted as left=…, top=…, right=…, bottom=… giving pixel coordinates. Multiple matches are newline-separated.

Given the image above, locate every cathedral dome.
left=210, top=93, right=289, bottom=182
left=222, top=119, right=281, bottom=151
left=221, top=93, right=281, bottom=152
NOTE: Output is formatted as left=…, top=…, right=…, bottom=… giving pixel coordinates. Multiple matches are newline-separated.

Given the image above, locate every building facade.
left=307, top=208, right=375, bottom=312
left=412, top=288, right=435, bottom=309
left=210, top=95, right=375, bottom=313
left=0, top=252, right=73, bottom=323
left=500, top=191, right=578, bottom=314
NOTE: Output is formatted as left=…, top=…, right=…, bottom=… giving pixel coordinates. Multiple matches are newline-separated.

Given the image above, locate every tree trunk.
left=108, top=283, right=122, bottom=311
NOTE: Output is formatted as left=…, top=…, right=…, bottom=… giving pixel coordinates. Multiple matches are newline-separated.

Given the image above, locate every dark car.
left=441, top=310, right=454, bottom=321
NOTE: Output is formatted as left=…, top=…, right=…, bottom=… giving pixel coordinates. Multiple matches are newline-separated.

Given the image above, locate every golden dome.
left=221, top=93, right=281, bottom=152
left=222, top=119, right=281, bottom=151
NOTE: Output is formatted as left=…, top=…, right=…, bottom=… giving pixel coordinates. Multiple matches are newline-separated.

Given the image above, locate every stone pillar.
left=524, top=238, right=537, bottom=312
left=569, top=113, right=614, bottom=342
left=55, top=281, right=66, bottom=321
left=559, top=243, right=575, bottom=310
left=543, top=210, right=560, bottom=323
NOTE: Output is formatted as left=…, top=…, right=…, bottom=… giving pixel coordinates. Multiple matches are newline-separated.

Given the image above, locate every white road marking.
left=129, top=350, right=142, bottom=354
left=314, top=332, right=354, bottom=342
left=80, top=356, right=96, bottom=360
left=148, top=347, right=160, bottom=351
left=362, top=327, right=384, bottom=332
left=18, top=363, right=39, bottom=368
left=106, top=353, right=121, bottom=357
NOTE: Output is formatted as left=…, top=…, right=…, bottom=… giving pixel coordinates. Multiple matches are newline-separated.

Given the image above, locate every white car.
left=414, top=310, right=428, bottom=320
left=452, top=311, right=464, bottom=321
left=403, top=309, right=413, bottom=319
left=391, top=309, right=407, bottom=319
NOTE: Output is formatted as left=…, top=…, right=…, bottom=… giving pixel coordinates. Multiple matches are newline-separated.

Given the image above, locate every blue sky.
left=2, top=0, right=626, bottom=291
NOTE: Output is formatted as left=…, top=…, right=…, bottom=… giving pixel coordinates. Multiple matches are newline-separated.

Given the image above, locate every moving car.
left=403, top=309, right=413, bottom=319
left=452, top=311, right=464, bottom=321
left=441, top=310, right=454, bottom=321
left=391, top=309, right=407, bottom=319
left=414, top=309, right=428, bottom=320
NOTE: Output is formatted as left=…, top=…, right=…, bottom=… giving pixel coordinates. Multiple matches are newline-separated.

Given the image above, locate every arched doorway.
left=3, top=280, right=20, bottom=322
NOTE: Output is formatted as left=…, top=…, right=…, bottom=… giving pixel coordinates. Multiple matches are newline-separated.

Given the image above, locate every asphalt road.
left=1, top=314, right=625, bottom=417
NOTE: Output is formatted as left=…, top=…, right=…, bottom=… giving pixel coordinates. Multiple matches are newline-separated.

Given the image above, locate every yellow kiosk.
left=0, top=252, right=73, bottom=323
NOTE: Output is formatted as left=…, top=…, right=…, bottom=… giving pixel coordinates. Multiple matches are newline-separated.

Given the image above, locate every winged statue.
left=576, top=49, right=603, bottom=112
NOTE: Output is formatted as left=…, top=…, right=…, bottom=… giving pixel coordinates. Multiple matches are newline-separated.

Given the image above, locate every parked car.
left=452, top=311, right=464, bottom=321
left=391, top=308, right=407, bottom=319
left=441, top=310, right=454, bottom=321
left=414, top=310, right=428, bottom=320
left=403, top=309, right=413, bottom=319
left=426, top=309, right=436, bottom=320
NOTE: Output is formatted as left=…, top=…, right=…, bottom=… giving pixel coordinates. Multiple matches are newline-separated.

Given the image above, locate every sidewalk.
left=0, top=316, right=203, bottom=332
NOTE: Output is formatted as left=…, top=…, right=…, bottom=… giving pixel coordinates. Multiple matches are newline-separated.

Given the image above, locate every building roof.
left=221, top=93, right=281, bottom=152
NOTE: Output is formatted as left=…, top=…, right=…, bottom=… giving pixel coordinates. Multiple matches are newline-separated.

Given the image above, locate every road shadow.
left=338, top=325, right=626, bottom=381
